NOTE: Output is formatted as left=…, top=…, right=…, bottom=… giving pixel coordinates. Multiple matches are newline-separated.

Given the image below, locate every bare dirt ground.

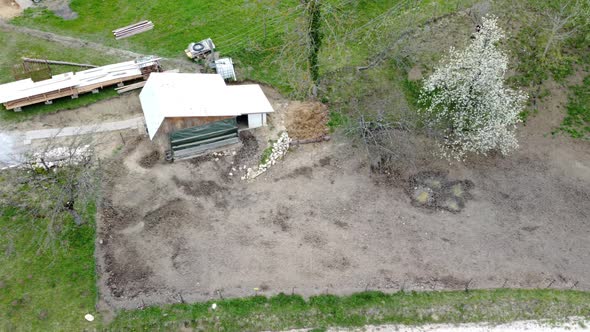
left=96, top=83, right=590, bottom=311
left=39, top=0, right=77, bottom=20
left=2, top=2, right=586, bottom=312
left=0, top=0, right=22, bottom=19
left=3, top=93, right=144, bottom=131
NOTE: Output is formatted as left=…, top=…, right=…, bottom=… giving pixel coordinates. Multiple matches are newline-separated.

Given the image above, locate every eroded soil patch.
left=408, top=171, right=474, bottom=213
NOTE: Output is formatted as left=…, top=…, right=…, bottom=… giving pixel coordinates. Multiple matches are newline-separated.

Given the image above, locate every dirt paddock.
left=96, top=121, right=590, bottom=310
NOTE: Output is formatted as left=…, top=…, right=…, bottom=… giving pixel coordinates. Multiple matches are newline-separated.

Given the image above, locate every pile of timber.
left=115, top=81, right=146, bottom=94
left=22, top=57, right=97, bottom=68
left=0, top=58, right=161, bottom=111
left=113, top=20, right=154, bottom=39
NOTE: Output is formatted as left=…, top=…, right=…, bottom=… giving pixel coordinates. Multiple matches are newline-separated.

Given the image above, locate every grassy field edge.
left=108, top=289, right=590, bottom=331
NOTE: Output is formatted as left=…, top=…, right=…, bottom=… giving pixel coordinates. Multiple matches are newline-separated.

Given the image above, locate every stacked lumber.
left=22, top=57, right=97, bottom=68
left=0, top=58, right=161, bottom=110
left=113, top=20, right=154, bottom=39
left=115, top=81, right=146, bottom=94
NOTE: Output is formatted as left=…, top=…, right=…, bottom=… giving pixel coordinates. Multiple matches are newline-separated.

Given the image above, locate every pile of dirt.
left=286, top=101, right=329, bottom=140
left=100, top=198, right=138, bottom=232
left=407, top=171, right=474, bottom=213
left=233, top=130, right=259, bottom=166
left=138, top=150, right=160, bottom=169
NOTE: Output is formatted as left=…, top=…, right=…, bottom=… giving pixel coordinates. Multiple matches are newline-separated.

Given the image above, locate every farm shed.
left=139, top=73, right=274, bottom=159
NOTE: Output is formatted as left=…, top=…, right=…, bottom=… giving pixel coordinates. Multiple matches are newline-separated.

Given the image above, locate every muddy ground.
left=96, top=94, right=590, bottom=310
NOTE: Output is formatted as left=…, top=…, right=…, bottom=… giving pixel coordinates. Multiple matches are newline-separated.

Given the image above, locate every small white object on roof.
left=139, top=73, right=275, bottom=140
left=215, top=58, right=237, bottom=81
left=84, top=314, right=95, bottom=322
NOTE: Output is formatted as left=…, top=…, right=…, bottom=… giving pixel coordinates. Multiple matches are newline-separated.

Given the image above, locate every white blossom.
left=419, top=16, right=528, bottom=160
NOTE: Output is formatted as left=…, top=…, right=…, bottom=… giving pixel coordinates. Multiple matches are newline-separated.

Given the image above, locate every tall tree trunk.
left=304, top=0, right=322, bottom=96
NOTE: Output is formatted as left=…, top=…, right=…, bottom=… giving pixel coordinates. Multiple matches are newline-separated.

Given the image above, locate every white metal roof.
left=225, top=85, right=275, bottom=115
left=0, top=73, right=78, bottom=103
left=139, top=73, right=275, bottom=139
left=0, top=59, right=159, bottom=104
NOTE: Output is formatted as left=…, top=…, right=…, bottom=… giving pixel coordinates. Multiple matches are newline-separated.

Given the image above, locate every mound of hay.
left=285, top=101, right=329, bottom=140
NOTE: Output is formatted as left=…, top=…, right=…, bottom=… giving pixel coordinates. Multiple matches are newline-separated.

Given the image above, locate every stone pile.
left=31, top=145, right=91, bottom=169
left=244, top=132, right=291, bottom=180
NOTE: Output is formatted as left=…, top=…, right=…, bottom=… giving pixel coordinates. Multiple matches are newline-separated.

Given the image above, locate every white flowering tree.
left=419, top=16, right=528, bottom=160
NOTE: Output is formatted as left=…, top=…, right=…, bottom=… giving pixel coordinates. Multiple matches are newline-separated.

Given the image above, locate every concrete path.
left=0, top=116, right=145, bottom=169
left=282, top=318, right=590, bottom=332
left=23, top=116, right=144, bottom=144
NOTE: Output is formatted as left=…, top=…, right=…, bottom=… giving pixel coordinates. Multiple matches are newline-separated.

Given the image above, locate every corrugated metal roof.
left=139, top=73, right=275, bottom=140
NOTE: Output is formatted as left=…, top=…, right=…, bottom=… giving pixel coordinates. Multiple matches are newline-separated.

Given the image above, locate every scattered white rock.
left=84, top=314, right=94, bottom=322
left=229, top=172, right=233, bottom=176
left=246, top=132, right=291, bottom=181
left=211, top=303, right=217, bottom=310
left=26, top=145, right=92, bottom=170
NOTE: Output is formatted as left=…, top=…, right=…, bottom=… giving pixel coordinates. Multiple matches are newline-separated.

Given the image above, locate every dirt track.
left=96, top=94, right=590, bottom=310
left=0, top=21, right=196, bottom=71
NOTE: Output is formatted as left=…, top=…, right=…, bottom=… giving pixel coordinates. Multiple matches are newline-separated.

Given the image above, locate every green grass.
left=110, top=290, right=590, bottom=331
left=558, top=76, right=590, bottom=139
left=326, top=111, right=350, bottom=132
left=11, top=0, right=299, bottom=91
left=0, top=204, right=99, bottom=331
left=0, top=88, right=118, bottom=123
left=0, top=28, right=124, bottom=122
left=260, top=141, right=275, bottom=164
left=8, top=0, right=479, bottom=96
left=0, top=29, right=122, bottom=84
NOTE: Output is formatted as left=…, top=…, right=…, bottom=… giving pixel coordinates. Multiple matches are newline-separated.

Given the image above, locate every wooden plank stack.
left=115, top=81, right=146, bottom=94
left=112, top=20, right=154, bottom=40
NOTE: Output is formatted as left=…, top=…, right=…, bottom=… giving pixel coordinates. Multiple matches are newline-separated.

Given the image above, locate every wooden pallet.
left=4, top=87, right=77, bottom=110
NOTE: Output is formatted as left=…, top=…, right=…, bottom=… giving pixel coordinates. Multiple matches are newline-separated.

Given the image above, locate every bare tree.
left=541, top=0, right=590, bottom=58
left=0, top=130, right=106, bottom=249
